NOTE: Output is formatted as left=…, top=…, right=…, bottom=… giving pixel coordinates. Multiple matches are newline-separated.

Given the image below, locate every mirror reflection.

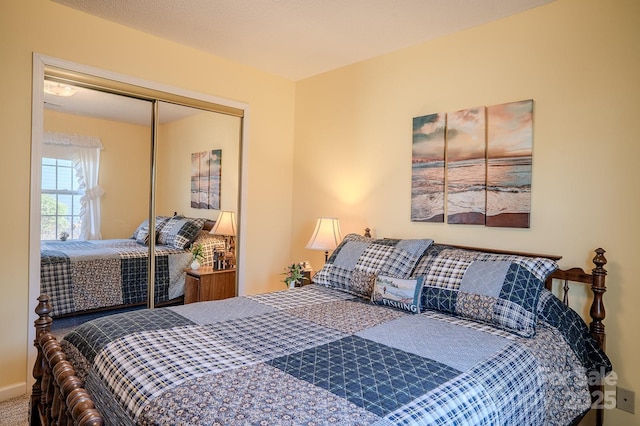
left=40, top=79, right=241, bottom=318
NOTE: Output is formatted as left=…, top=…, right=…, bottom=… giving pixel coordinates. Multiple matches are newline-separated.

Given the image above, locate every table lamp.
left=305, top=217, right=342, bottom=262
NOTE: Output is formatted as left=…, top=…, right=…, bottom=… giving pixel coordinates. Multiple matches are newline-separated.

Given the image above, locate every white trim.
left=28, top=52, right=249, bottom=388
left=28, top=54, right=45, bottom=391
left=0, top=382, right=27, bottom=402
left=39, top=54, right=248, bottom=111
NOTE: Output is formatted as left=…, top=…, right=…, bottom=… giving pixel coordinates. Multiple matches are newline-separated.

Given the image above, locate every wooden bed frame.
left=30, top=244, right=608, bottom=426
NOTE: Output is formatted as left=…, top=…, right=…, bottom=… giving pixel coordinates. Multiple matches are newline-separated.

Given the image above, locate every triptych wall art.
left=191, top=149, right=221, bottom=210
left=411, top=99, right=533, bottom=228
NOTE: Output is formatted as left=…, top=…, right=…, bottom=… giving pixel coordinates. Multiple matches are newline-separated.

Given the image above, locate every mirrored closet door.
left=36, top=67, right=243, bottom=315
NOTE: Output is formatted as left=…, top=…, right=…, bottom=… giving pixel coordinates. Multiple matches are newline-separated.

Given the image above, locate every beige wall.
left=44, top=107, right=241, bottom=238
left=156, top=110, right=241, bottom=219
left=0, top=0, right=295, bottom=399
left=3, top=0, right=638, bottom=424
left=293, top=0, right=639, bottom=424
left=44, top=109, right=151, bottom=239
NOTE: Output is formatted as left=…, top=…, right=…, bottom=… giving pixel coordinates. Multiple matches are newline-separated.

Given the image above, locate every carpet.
left=0, top=393, right=29, bottom=426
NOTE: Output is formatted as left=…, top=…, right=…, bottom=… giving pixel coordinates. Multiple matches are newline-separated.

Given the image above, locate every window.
left=41, top=158, right=83, bottom=240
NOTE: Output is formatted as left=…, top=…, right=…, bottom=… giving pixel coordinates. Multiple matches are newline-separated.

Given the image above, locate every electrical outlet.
left=616, top=387, right=635, bottom=414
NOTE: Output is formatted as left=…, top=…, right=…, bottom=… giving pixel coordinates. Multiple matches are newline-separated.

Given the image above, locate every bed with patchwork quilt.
left=40, top=215, right=225, bottom=317
left=31, top=236, right=611, bottom=426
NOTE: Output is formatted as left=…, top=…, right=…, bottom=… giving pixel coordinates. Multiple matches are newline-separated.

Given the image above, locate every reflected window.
left=41, top=157, right=83, bottom=240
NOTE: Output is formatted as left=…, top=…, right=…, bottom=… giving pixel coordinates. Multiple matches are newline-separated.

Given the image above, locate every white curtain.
left=43, top=131, right=105, bottom=240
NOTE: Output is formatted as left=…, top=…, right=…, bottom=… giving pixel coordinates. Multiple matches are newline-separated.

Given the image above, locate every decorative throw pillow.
left=419, top=246, right=558, bottom=337
left=135, top=225, right=151, bottom=245
left=372, top=275, right=424, bottom=313
left=157, top=216, right=207, bottom=249
left=132, top=216, right=171, bottom=245
left=313, top=233, right=433, bottom=299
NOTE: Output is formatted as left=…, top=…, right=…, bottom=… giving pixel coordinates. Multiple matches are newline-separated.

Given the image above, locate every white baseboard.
left=0, top=382, right=27, bottom=402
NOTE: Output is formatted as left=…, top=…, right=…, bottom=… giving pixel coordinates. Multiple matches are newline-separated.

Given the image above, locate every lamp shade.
left=210, top=211, right=237, bottom=236
left=305, top=217, right=342, bottom=252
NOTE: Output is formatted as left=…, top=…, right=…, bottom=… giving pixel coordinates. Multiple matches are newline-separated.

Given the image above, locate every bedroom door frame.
left=28, top=53, right=250, bottom=387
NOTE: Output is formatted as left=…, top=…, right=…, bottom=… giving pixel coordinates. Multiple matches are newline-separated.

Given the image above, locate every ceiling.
left=53, top=0, right=554, bottom=81
left=44, top=80, right=200, bottom=126
left=46, top=0, right=554, bottom=125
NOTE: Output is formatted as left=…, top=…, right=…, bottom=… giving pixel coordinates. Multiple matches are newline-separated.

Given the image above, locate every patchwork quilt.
left=41, top=239, right=191, bottom=317
left=61, top=284, right=609, bottom=425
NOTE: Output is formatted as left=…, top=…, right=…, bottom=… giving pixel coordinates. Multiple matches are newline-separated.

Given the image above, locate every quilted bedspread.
left=41, top=239, right=190, bottom=317
left=62, top=284, right=602, bottom=426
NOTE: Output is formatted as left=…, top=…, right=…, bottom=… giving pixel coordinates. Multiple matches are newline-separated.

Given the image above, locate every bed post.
left=30, top=295, right=53, bottom=425
left=589, top=248, right=607, bottom=351
left=589, top=249, right=607, bottom=426
left=30, top=295, right=104, bottom=426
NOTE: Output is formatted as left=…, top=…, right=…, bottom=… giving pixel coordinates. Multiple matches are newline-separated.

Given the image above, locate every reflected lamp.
left=210, top=211, right=237, bottom=255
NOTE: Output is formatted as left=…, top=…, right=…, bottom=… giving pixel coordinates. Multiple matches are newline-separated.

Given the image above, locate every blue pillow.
left=419, top=247, right=558, bottom=337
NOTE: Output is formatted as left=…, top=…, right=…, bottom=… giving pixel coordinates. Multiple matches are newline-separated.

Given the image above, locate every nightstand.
left=184, top=266, right=236, bottom=303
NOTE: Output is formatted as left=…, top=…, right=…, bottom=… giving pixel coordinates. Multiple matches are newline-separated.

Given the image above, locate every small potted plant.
left=59, top=231, right=69, bottom=241
left=190, top=242, right=205, bottom=270
left=282, top=262, right=308, bottom=289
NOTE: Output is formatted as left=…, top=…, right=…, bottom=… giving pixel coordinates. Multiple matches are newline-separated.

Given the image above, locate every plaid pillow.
left=419, top=246, right=558, bottom=337
left=190, top=231, right=226, bottom=266
left=132, top=216, right=171, bottom=245
left=313, top=233, right=433, bottom=298
left=157, top=216, right=206, bottom=250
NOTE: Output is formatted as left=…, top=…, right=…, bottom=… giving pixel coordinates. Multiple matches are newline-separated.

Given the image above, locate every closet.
left=30, top=54, right=246, bottom=313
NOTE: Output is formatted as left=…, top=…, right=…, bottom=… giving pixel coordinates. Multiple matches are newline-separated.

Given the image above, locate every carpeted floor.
left=0, top=393, right=29, bottom=426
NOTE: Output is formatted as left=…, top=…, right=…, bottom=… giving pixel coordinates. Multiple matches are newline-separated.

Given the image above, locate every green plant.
left=40, top=194, right=71, bottom=240
left=190, top=242, right=205, bottom=263
left=282, top=262, right=308, bottom=287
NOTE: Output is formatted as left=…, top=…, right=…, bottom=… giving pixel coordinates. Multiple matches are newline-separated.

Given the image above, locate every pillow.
left=132, top=216, right=171, bottom=245
left=313, top=233, right=433, bottom=298
left=135, top=225, right=151, bottom=245
left=190, top=230, right=227, bottom=266
left=418, top=246, right=558, bottom=337
left=372, top=275, right=424, bottom=313
left=157, top=216, right=207, bottom=249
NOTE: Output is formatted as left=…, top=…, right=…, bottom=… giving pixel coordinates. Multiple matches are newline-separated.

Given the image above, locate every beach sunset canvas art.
left=446, top=107, right=486, bottom=225
left=190, top=149, right=221, bottom=209
left=411, top=113, right=446, bottom=222
left=486, top=100, right=533, bottom=228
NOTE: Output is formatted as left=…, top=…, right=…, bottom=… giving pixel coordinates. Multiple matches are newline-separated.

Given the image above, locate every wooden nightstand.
left=184, top=266, right=236, bottom=304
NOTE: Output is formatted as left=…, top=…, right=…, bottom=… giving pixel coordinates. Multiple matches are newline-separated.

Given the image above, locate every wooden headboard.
left=545, top=248, right=608, bottom=350
left=203, top=219, right=216, bottom=232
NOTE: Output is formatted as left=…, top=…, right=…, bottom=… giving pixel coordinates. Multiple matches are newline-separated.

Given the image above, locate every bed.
left=30, top=233, right=611, bottom=426
left=40, top=216, right=226, bottom=317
